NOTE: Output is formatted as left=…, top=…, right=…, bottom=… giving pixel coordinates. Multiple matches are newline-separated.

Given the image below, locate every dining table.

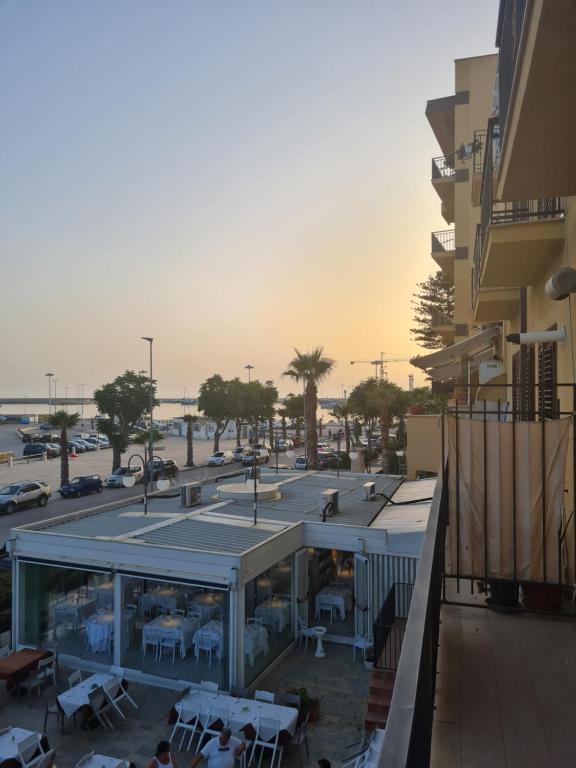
left=0, top=727, right=49, bottom=768
left=0, top=649, right=50, bottom=692
left=94, top=581, right=115, bottom=607
left=54, top=596, right=96, bottom=631
left=171, top=689, right=298, bottom=745
left=188, top=592, right=223, bottom=621
left=141, top=586, right=182, bottom=613
left=142, top=615, right=200, bottom=658
left=315, top=586, right=353, bottom=620
left=84, top=610, right=134, bottom=653
left=76, top=755, right=131, bottom=768
left=191, top=620, right=269, bottom=666
left=57, top=673, right=115, bottom=718
left=254, top=597, right=291, bottom=632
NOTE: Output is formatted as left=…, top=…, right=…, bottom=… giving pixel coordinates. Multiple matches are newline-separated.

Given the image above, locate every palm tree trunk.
left=380, top=408, right=390, bottom=472
left=111, top=438, right=122, bottom=472
left=235, top=419, right=242, bottom=447
left=281, top=416, right=287, bottom=439
left=268, top=418, right=274, bottom=450
left=186, top=423, right=194, bottom=467
left=344, top=418, right=351, bottom=454
left=60, top=428, right=70, bottom=486
left=295, top=418, right=301, bottom=440
left=214, top=423, right=221, bottom=452
left=306, top=381, right=318, bottom=469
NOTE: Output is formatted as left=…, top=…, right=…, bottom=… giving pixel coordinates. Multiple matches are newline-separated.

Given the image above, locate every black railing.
left=472, top=223, right=482, bottom=309
left=379, top=471, right=448, bottom=766
left=473, top=128, right=487, bottom=175
left=373, top=584, right=396, bottom=668
left=497, top=0, right=528, bottom=143
left=431, top=154, right=455, bottom=180
left=431, top=229, right=455, bottom=253
left=373, top=582, right=414, bottom=671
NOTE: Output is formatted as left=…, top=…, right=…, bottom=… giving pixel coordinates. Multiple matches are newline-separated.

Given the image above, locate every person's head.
left=317, top=760, right=331, bottom=768
left=155, top=741, right=171, bottom=759
left=219, top=727, right=232, bottom=746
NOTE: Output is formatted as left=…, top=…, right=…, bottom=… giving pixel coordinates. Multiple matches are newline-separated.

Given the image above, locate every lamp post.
left=141, top=337, right=154, bottom=499
left=53, top=380, right=58, bottom=410
left=79, top=384, right=85, bottom=419
left=182, top=387, right=187, bottom=417
left=245, top=364, right=254, bottom=382
left=336, top=430, right=343, bottom=478
left=45, top=373, right=54, bottom=415
left=126, top=449, right=169, bottom=516
left=64, top=386, right=70, bottom=412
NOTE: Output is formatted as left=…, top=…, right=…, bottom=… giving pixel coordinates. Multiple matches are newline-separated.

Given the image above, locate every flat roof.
left=12, top=471, right=432, bottom=558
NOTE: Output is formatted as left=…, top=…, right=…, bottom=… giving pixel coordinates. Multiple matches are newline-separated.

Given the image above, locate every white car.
left=317, top=442, right=331, bottom=451
left=86, top=437, right=110, bottom=449
left=276, top=438, right=293, bottom=451
left=208, top=451, right=235, bottom=466
left=106, top=466, right=144, bottom=488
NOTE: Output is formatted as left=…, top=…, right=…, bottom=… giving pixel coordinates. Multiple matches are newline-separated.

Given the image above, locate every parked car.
left=317, top=451, right=335, bottom=470
left=74, top=439, right=97, bottom=451
left=232, top=446, right=248, bottom=462
left=150, top=458, right=179, bottom=481
left=67, top=440, right=86, bottom=454
left=293, top=456, right=308, bottom=470
left=327, top=451, right=352, bottom=471
left=88, top=433, right=109, bottom=442
left=276, top=438, right=294, bottom=452
left=85, top=437, right=110, bottom=449
left=45, top=443, right=61, bottom=458
left=208, top=451, right=235, bottom=467
left=317, top=442, right=331, bottom=451
left=59, top=475, right=103, bottom=498
left=242, top=449, right=269, bottom=466
left=22, top=443, right=47, bottom=458
left=106, top=466, right=144, bottom=488
left=0, top=481, right=52, bottom=514
left=252, top=443, right=271, bottom=452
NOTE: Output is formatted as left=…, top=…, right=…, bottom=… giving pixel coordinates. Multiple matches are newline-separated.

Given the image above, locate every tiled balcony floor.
left=431, top=597, right=576, bottom=767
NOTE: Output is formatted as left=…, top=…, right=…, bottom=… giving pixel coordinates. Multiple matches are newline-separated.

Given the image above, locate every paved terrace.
left=0, top=644, right=370, bottom=768
left=431, top=584, right=576, bottom=768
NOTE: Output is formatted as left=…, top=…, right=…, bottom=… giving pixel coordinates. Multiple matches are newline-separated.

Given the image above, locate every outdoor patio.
left=0, top=641, right=371, bottom=768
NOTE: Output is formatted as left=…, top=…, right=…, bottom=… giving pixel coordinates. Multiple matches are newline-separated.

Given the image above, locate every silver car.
left=106, top=466, right=144, bottom=488
left=0, top=481, right=52, bottom=515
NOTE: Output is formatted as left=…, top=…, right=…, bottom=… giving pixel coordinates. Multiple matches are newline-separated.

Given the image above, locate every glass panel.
left=120, top=577, right=229, bottom=690
left=19, top=562, right=112, bottom=662
left=244, top=557, right=293, bottom=687
left=308, top=548, right=355, bottom=637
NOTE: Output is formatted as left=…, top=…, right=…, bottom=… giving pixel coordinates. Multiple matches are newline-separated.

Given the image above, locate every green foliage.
left=282, top=393, right=304, bottom=422
left=411, top=270, right=455, bottom=350
left=132, top=428, right=164, bottom=446
left=47, top=410, right=80, bottom=430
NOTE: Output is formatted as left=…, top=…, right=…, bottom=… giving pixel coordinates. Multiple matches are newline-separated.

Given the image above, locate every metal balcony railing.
left=472, top=129, right=487, bottom=175
left=431, top=229, right=455, bottom=253
left=430, top=308, right=454, bottom=328
left=472, top=223, right=482, bottom=310
left=431, top=154, right=455, bottom=180
left=497, top=0, right=528, bottom=142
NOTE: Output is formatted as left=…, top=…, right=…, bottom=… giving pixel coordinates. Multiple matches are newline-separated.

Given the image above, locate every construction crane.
left=350, top=352, right=410, bottom=381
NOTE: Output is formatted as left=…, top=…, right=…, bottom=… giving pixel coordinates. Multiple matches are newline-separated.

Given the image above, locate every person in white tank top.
left=147, top=740, right=179, bottom=768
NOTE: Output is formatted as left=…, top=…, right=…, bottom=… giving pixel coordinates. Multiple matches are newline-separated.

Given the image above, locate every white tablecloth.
left=0, top=728, right=43, bottom=763
left=54, top=597, right=96, bottom=630
left=142, top=615, right=199, bottom=658
left=79, top=756, right=128, bottom=768
left=188, top=593, right=223, bottom=620
left=141, top=587, right=182, bottom=613
left=94, top=582, right=115, bottom=606
left=58, top=673, right=115, bottom=718
left=85, top=611, right=133, bottom=653
left=176, top=690, right=298, bottom=738
left=192, top=619, right=223, bottom=660
left=244, top=624, right=269, bottom=666
left=315, top=587, right=353, bottom=619
left=255, top=597, right=291, bottom=632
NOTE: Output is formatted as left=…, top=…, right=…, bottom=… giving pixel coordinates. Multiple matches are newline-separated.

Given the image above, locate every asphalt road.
left=0, top=451, right=306, bottom=545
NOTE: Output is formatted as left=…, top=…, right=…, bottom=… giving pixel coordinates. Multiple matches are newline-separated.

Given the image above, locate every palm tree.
left=284, top=347, right=335, bottom=469
left=47, top=410, right=79, bottom=487
left=330, top=402, right=354, bottom=453
left=277, top=407, right=288, bottom=439
left=368, top=381, right=405, bottom=472
left=183, top=414, right=198, bottom=467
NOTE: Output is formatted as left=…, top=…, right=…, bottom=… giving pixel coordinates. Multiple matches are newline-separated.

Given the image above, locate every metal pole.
left=337, top=432, right=341, bottom=478
left=253, top=454, right=258, bottom=526
left=53, top=380, right=58, bottom=410
left=80, top=384, right=85, bottom=419
left=142, top=337, right=154, bottom=501
left=45, top=373, right=53, bottom=415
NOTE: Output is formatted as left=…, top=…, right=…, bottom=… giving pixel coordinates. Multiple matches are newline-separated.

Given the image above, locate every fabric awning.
left=410, top=326, right=501, bottom=381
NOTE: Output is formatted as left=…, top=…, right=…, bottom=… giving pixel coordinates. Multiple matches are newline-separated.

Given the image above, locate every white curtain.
left=447, top=415, right=570, bottom=582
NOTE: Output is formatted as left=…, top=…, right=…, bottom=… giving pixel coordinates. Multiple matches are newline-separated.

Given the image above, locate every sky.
left=0, top=0, right=499, bottom=400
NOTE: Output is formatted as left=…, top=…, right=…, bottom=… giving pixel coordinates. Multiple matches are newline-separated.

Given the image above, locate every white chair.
left=249, top=717, right=281, bottom=768
left=139, top=596, right=152, bottom=617
left=103, top=677, right=126, bottom=720
left=142, top=627, right=161, bottom=660
left=195, top=635, right=219, bottom=668
left=68, top=669, right=82, bottom=688
left=232, top=730, right=249, bottom=768
left=108, top=671, right=138, bottom=710
left=290, top=713, right=310, bottom=768
left=173, top=608, right=185, bottom=617
left=87, top=689, right=114, bottom=730
left=18, top=666, right=46, bottom=705
left=200, top=680, right=218, bottom=693
left=297, top=618, right=316, bottom=653
left=316, top=597, right=335, bottom=623
left=16, top=733, right=40, bottom=765
left=170, top=694, right=199, bottom=751
left=196, top=706, right=229, bottom=752
left=254, top=690, right=275, bottom=703
left=38, top=654, right=57, bottom=689
left=353, top=635, right=374, bottom=663
left=74, top=751, right=95, bottom=768
left=187, top=607, right=202, bottom=621
left=159, top=630, right=180, bottom=664
left=28, top=749, right=55, bottom=768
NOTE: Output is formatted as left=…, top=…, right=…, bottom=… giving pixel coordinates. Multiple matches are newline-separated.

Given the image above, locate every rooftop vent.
left=181, top=482, right=202, bottom=507
left=321, top=489, right=339, bottom=520
left=363, top=481, right=376, bottom=500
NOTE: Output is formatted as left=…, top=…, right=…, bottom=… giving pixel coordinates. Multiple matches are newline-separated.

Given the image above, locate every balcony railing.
left=379, top=472, right=448, bottom=766
left=472, top=128, right=487, bottom=175
left=431, top=229, right=455, bottom=253
left=472, top=223, right=482, bottom=309
left=430, top=308, right=454, bottom=327
left=431, top=154, right=455, bottom=180
left=497, top=0, right=528, bottom=142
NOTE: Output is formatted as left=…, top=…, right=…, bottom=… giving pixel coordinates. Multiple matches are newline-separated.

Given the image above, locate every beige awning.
left=410, top=326, right=501, bottom=381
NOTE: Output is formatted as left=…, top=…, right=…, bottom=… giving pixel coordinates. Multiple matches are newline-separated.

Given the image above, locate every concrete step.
left=366, top=692, right=393, bottom=713
left=364, top=709, right=389, bottom=732
left=370, top=677, right=395, bottom=696
left=371, top=668, right=396, bottom=686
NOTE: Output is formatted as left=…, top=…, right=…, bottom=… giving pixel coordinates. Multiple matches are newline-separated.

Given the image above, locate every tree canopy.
left=411, top=270, right=455, bottom=350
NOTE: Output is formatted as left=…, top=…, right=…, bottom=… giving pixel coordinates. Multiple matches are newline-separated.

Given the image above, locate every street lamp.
left=141, top=337, right=154, bottom=499
left=245, top=364, right=254, bottom=382
left=182, top=387, right=187, bottom=417
left=64, top=386, right=70, bottom=411
left=125, top=449, right=170, bottom=516
left=45, top=373, right=54, bottom=415
left=53, top=380, right=58, bottom=409
left=335, top=429, right=343, bottom=478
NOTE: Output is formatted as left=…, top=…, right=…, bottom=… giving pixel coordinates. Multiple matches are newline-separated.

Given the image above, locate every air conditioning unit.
left=181, top=482, right=202, bottom=507
left=363, top=481, right=376, bottom=500
left=479, top=360, right=503, bottom=384
left=321, top=489, right=339, bottom=517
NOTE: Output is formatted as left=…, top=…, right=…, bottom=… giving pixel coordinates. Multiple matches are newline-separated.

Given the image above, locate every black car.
left=22, top=443, right=47, bottom=458
left=59, top=475, right=103, bottom=498
left=150, top=458, right=179, bottom=481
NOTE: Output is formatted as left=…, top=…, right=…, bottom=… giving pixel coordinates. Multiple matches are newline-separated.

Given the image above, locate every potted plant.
left=287, top=687, right=321, bottom=723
